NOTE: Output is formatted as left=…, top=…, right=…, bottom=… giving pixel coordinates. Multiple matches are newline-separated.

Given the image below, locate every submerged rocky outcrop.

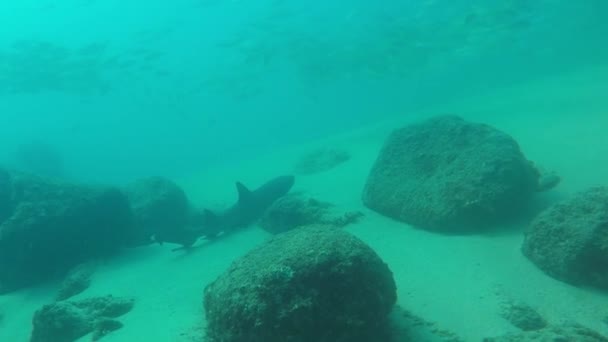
left=203, top=225, right=397, bottom=342
left=0, top=169, right=134, bottom=294
left=259, top=192, right=363, bottom=234
left=522, top=186, right=608, bottom=289
left=124, top=176, right=191, bottom=246
left=362, top=115, right=556, bottom=233
left=499, top=300, right=547, bottom=332
left=30, top=295, right=134, bottom=342
left=55, top=262, right=97, bottom=301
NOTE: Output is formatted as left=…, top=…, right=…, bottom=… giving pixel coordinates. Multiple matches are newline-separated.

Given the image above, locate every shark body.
left=156, top=175, right=295, bottom=249
left=200, top=175, right=295, bottom=239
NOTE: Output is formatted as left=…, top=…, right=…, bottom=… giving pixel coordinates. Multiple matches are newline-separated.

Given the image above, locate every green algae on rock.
left=30, top=295, right=134, bottom=342
left=204, top=225, right=397, bottom=342
left=259, top=192, right=363, bottom=234
left=362, top=115, right=547, bottom=233
left=522, top=186, right=608, bottom=289
left=0, top=170, right=134, bottom=294
left=55, top=262, right=97, bottom=301
left=499, top=300, right=547, bottom=331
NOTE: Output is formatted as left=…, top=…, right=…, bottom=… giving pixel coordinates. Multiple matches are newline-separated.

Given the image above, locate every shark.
left=199, top=175, right=295, bottom=239
left=157, top=175, right=295, bottom=249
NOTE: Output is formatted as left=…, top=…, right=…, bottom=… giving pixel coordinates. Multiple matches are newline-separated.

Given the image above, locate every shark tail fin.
left=236, top=181, right=252, bottom=204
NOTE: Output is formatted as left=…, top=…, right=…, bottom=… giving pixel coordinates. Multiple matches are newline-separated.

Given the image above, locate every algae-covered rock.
left=259, top=193, right=363, bottom=234
left=363, top=115, right=544, bottom=233
left=91, top=318, right=124, bottom=341
left=124, top=176, right=191, bottom=246
left=30, top=295, right=134, bottom=342
left=499, top=301, right=547, bottom=331
left=31, top=301, right=91, bottom=342
left=0, top=170, right=134, bottom=294
left=522, top=186, right=608, bottom=289
left=204, top=225, right=397, bottom=342
left=56, top=262, right=97, bottom=301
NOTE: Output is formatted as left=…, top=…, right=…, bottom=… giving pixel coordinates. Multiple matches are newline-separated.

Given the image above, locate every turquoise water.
left=1, top=1, right=608, bottom=341
left=0, top=0, right=606, bottom=182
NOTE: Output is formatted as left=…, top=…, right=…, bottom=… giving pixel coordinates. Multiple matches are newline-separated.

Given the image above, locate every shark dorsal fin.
left=236, top=182, right=252, bottom=203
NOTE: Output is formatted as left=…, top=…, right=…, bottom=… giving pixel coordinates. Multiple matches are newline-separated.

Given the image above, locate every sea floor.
left=1, top=64, right=608, bottom=341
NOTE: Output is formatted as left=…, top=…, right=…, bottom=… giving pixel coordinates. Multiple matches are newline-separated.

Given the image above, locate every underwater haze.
left=1, top=1, right=608, bottom=342
left=0, top=0, right=606, bottom=183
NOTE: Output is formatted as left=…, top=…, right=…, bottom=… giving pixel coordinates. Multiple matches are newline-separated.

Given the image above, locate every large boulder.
left=0, top=170, right=134, bottom=293
left=362, top=115, right=544, bottom=233
left=203, top=225, right=397, bottom=342
left=124, top=177, right=191, bottom=246
left=522, top=186, right=608, bottom=289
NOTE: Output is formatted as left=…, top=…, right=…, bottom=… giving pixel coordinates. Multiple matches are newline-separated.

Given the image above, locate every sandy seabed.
left=1, top=64, right=608, bottom=342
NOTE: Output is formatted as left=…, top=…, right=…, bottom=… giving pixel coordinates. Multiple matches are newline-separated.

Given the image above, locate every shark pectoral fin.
left=235, top=181, right=253, bottom=203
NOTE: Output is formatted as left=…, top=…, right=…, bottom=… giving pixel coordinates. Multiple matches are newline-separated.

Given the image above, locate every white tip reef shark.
left=156, top=175, right=295, bottom=249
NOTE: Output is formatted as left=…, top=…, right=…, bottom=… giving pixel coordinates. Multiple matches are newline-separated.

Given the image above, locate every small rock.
left=75, top=295, right=134, bottom=318
left=30, top=295, right=134, bottom=342
left=500, top=301, right=547, bottom=331
left=56, top=262, right=97, bottom=301
left=259, top=193, right=363, bottom=234
left=30, top=300, right=92, bottom=342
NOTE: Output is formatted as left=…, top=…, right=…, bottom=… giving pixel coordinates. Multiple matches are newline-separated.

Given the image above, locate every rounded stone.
left=363, top=115, right=541, bottom=232
left=203, top=225, right=397, bottom=342
left=522, top=186, right=608, bottom=289
left=0, top=171, right=134, bottom=294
